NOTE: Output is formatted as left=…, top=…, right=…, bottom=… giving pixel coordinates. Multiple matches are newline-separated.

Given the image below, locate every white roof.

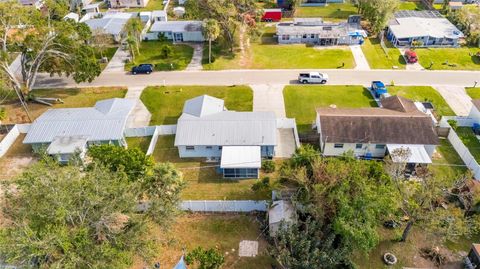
left=220, top=146, right=261, bottom=168
left=150, top=20, right=202, bottom=33
left=64, top=12, right=80, bottom=22
left=84, top=12, right=133, bottom=35
left=139, top=11, right=152, bottom=16
left=387, top=144, right=432, bottom=164
left=24, top=98, right=135, bottom=144
left=152, top=10, right=167, bottom=17
left=269, top=200, right=295, bottom=224
left=83, top=2, right=100, bottom=10
left=47, top=136, right=88, bottom=155
left=264, top=8, right=282, bottom=12
left=183, top=95, right=225, bottom=117
left=389, top=17, right=464, bottom=39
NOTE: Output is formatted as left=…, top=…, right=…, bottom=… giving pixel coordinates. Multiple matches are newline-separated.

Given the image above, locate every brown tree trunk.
left=401, top=220, right=414, bottom=242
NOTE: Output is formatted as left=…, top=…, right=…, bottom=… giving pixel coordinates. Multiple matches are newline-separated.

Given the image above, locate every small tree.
left=262, top=160, right=276, bottom=173
left=0, top=106, right=5, bottom=122
left=202, top=19, right=220, bottom=64
left=161, top=44, right=173, bottom=58
left=185, top=247, right=225, bottom=269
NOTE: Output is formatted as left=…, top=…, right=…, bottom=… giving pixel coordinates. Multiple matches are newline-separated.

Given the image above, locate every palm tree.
left=202, top=19, right=220, bottom=64
left=126, top=36, right=137, bottom=60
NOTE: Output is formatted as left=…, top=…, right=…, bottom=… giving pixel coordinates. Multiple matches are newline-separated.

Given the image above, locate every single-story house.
left=316, top=95, right=439, bottom=164
left=276, top=16, right=365, bottom=46
left=152, top=10, right=167, bottom=22
left=82, top=2, right=101, bottom=13
left=174, top=95, right=277, bottom=179
left=83, top=12, right=133, bottom=42
left=23, top=98, right=135, bottom=163
left=387, top=10, right=464, bottom=48
left=107, top=0, right=149, bottom=8
left=146, top=20, right=204, bottom=42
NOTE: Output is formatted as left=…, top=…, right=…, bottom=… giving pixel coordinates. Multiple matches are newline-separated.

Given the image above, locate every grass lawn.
left=466, top=87, right=480, bottom=99
left=284, top=85, right=376, bottom=133
left=126, top=136, right=152, bottom=153
left=361, top=38, right=406, bottom=69
left=203, top=26, right=355, bottom=70
left=140, top=85, right=253, bottom=125
left=132, top=214, right=275, bottom=269
left=125, top=41, right=193, bottom=71
left=415, top=47, right=480, bottom=70
left=456, top=127, right=480, bottom=163
left=431, top=138, right=467, bottom=182
left=2, top=87, right=127, bottom=124
left=294, top=3, right=358, bottom=20
left=126, top=0, right=163, bottom=11
left=388, top=86, right=456, bottom=116
left=152, top=136, right=275, bottom=200
left=95, top=46, right=118, bottom=70
left=398, top=1, right=427, bottom=10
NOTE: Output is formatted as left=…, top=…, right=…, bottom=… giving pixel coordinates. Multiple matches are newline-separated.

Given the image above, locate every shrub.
left=262, top=160, right=276, bottom=173
left=0, top=107, right=6, bottom=121
left=251, top=176, right=270, bottom=192
left=447, top=119, right=458, bottom=130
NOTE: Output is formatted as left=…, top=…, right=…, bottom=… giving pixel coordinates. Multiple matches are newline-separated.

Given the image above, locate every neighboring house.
left=152, top=10, right=167, bottom=22
left=83, top=12, right=133, bottom=42
left=174, top=95, right=278, bottom=179
left=18, top=0, right=43, bottom=8
left=316, top=96, right=439, bottom=164
left=276, top=16, right=365, bottom=46
left=387, top=10, right=464, bottom=48
left=146, top=20, right=204, bottom=42
left=23, top=98, right=135, bottom=163
left=64, top=12, right=80, bottom=22
left=468, top=99, right=480, bottom=122
left=82, top=2, right=100, bottom=13
left=107, top=0, right=149, bottom=8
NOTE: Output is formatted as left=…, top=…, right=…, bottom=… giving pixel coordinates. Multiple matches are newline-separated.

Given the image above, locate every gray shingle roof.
left=24, top=98, right=135, bottom=144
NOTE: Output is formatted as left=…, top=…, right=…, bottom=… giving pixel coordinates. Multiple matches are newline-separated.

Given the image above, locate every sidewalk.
left=186, top=43, right=204, bottom=71
left=350, top=45, right=370, bottom=70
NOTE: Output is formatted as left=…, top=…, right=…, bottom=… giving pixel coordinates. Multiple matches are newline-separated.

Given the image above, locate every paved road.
left=34, top=69, right=480, bottom=89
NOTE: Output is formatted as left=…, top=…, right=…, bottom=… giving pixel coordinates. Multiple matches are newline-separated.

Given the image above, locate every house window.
left=282, top=35, right=289, bottom=40
left=310, top=34, right=315, bottom=38
left=375, top=144, right=386, bottom=149
left=186, top=146, right=195, bottom=151
left=206, top=146, right=213, bottom=149
left=136, top=0, right=140, bottom=4
left=356, top=144, right=362, bottom=149
left=302, top=34, right=307, bottom=39
left=218, top=146, right=222, bottom=150
left=334, top=144, right=344, bottom=148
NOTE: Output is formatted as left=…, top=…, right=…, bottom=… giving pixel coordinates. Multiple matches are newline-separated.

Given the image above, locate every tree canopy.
left=356, top=0, right=398, bottom=34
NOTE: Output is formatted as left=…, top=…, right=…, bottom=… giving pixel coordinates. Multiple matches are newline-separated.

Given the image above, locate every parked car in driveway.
left=298, top=72, right=328, bottom=84
left=404, top=50, right=418, bottom=64
left=131, top=64, right=154, bottom=75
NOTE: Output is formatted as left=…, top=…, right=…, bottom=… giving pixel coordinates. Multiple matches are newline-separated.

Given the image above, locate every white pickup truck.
left=298, top=72, right=329, bottom=84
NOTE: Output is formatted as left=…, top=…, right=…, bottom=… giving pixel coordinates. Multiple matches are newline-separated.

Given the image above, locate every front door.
left=174, top=33, right=184, bottom=42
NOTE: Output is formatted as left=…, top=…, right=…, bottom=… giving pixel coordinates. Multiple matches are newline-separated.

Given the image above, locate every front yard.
left=126, top=0, right=164, bottom=11
left=140, top=85, right=253, bottom=125
left=284, top=85, right=376, bottom=133
left=361, top=38, right=406, bottom=69
left=466, top=87, right=480, bottom=99
left=294, top=3, right=358, bottom=20
left=2, top=87, right=127, bottom=123
left=203, top=26, right=355, bottom=70
left=132, top=214, right=275, bottom=269
left=94, top=46, right=118, bottom=71
left=152, top=136, right=276, bottom=200
left=415, top=47, right=480, bottom=70
left=125, top=41, right=193, bottom=71
left=388, top=86, right=456, bottom=116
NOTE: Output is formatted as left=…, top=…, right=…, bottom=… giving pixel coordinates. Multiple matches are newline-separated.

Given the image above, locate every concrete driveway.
left=103, top=48, right=129, bottom=73
left=434, top=86, right=472, bottom=116
left=251, top=84, right=286, bottom=117
left=125, top=86, right=152, bottom=128
left=186, top=43, right=204, bottom=71
left=350, top=45, right=370, bottom=70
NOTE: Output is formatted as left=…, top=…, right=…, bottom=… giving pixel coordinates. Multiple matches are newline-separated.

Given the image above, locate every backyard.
left=152, top=136, right=276, bottom=200
left=456, top=127, right=480, bottom=163
left=361, top=38, right=406, bottom=69
left=131, top=214, right=275, bottom=269
left=126, top=0, right=164, bottom=11
left=430, top=138, right=467, bottom=181
left=0, top=134, right=36, bottom=181
left=466, top=87, right=480, bottom=99
left=294, top=2, right=358, bottom=20
left=1, top=87, right=127, bottom=123
left=140, top=85, right=253, bottom=125
left=125, top=41, right=193, bottom=71
left=415, top=47, right=480, bottom=70
left=398, top=1, right=427, bottom=10
left=283, top=85, right=376, bottom=133
left=388, top=86, right=456, bottom=116
left=203, top=26, right=356, bottom=70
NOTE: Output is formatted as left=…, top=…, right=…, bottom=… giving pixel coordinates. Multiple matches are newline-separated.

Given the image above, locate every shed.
left=173, top=6, right=185, bottom=17
left=269, top=200, right=295, bottom=236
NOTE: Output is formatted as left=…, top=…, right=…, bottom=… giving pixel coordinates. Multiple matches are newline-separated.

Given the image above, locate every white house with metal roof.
left=83, top=12, right=133, bottom=42
left=145, top=21, right=204, bottom=42
left=23, top=98, right=135, bottom=163
left=387, top=10, right=464, bottom=47
left=174, top=95, right=277, bottom=179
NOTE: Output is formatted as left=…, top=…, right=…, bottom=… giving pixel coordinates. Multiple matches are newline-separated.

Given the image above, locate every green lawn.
left=415, top=47, right=480, bottom=70
left=361, top=38, right=406, bottom=69
left=126, top=136, right=152, bottom=153
left=398, top=1, right=426, bottom=10
left=456, top=127, right=480, bottom=163
left=3, top=87, right=127, bottom=123
left=140, top=85, right=253, bottom=125
left=125, top=41, right=193, bottom=71
left=431, top=138, right=467, bottom=182
left=152, top=136, right=274, bottom=200
left=294, top=3, right=358, bottom=20
left=466, top=87, right=480, bottom=99
left=284, top=85, right=376, bottom=133
left=388, top=86, right=456, bottom=116
left=203, top=26, right=355, bottom=70
left=140, top=214, right=275, bottom=269
left=126, top=0, right=164, bottom=11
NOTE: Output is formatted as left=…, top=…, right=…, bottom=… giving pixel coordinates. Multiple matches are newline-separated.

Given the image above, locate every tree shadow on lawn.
left=361, top=88, right=379, bottom=107
left=472, top=55, right=480, bottom=65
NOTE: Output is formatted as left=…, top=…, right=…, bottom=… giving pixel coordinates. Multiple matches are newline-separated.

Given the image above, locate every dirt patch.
left=0, top=134, right=36, bottom=181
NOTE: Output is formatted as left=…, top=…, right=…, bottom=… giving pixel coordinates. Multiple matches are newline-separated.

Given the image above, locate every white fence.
left=138, top=200, right=268, bottom=213
left=0, top=124, right=30, bottom=159
left=276, top=118, right=301, bottom=149
left=125, top=126, right=157, bottom=137
left=442, top=116, right=476, bottom=127
left=125, top=125, right=176, bottom=155
left=439, top=118, right=480, bottom=179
